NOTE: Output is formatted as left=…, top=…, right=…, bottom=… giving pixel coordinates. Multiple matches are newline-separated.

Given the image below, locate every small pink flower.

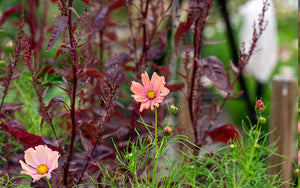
left=19, top=145, right=60, bottom=182
left=255, top=100, right=265, bottom=111
left=130, top=72, right=170, bottom=112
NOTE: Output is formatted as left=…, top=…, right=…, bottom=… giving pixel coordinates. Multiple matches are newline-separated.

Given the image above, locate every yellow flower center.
left=36, top=164, right=49, bottom=175
left=146, top=90, right=156, bottom=99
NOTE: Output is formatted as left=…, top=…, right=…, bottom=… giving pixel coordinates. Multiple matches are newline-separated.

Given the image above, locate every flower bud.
left=168, top=104, right=179, bottom=114
left=255, top=100, right=265, bottom=112
left=258, top=116, right=266, bottom=124
left=164, top=127, right=172, bottom=135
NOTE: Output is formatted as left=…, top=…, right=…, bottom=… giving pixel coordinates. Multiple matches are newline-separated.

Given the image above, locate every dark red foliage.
left=0, top=121, right=60, bottom=152
left=93, top=0, right=125, bottom=35
left=146, top=30, right=167, bottom=61
left=80, top=0, right=95, bottom=6
left=46, top=15, right=68, bottom=52
left=151, top=63, right=171, bottom=75
left=197, top=56, right=232, bottom=93
left=205, top=123, right=240, bottom=143
left=166, top=83, right=185, bottom=92
left=174, top=1, right=198, bottom=52
left=0, top=5, right=22, bottom=26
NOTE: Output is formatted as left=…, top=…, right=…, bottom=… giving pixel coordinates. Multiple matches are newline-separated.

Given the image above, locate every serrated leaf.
left=46, top=15, right=68, bottom=52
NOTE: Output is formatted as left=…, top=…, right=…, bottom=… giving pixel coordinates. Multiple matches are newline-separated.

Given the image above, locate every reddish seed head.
left=255, top=100, right=265, bottom=111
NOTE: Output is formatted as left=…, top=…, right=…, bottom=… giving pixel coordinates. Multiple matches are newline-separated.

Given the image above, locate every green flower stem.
left=237, top=122, right=261, bottom=187
left=152, top=106, right=158, bottom=188
left=232, top=159, right=236, bottom=188
left=166, top=114, right=173, bottom=128
left=46, top=178, right=52, bottom=188
left=157, top=137, right=166, bottom=157
left=134, top=169, right=139, bottom=187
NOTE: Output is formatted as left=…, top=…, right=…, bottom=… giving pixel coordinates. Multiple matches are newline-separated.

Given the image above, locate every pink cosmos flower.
left=19, top=145, right=60, bottom=182
left=130, top=72, right=170, bottom=112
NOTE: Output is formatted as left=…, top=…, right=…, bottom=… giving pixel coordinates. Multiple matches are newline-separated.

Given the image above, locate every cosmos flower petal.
left=151, top=72, right=163, bottom=91
left=141, top=72, right=151, bottom=89
left=31, top=174, right=45, bottom=182
left=34, top=145, right=48, bottom=164
left=20, top=160, right=37, bottom=175
left=46, top=149, right=60, bottom=172
left=150, top=101, right=159, bottom=110
left=140, top=100, right=151, bottom=112
left=155, top=96, right=164, bottom=103
left=132, top=95, right=148, bottom=102
left=24, top=148, right=40, bottom=168
left=130, top=81, right=145, bottom=95
left=160, top=87, right=170, bottom=96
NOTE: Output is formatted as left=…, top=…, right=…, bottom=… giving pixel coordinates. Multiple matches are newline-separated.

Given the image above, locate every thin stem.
left=152, top=106, right=158, bottom=188
left=232, top=159, right=236, bottom=188
left=46, top=178, right=52, bottom=188
left=64, top=0, right=78, bottom=185
left=99, top=30, right=104, bottom=67
left=136, top=0, right=150, bottom=76
left=237, top=122, right=260, bottom=187
left=166, top=114, right=172, bottom=128
left=134, top=168, right=140, bottom=187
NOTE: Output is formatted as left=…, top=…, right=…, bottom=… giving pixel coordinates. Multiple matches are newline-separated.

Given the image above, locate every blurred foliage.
left=201, top=0, right=297, bottom=126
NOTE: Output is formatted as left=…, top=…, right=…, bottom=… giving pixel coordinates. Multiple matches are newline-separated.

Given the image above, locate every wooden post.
left=269, top=75, right=297, bottom=187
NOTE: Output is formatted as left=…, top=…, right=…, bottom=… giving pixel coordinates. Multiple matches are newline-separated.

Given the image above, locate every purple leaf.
left=46, top=97, right=65, bottom=111
left=197, top=56, right=232, bottom=93
left=46, top=15, right=68, bottom=52
left=93, top=0, right=125, bottom=36
left=146, top=30, right=167, bottom=61
left=1, top=103, right=24, bottom=114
